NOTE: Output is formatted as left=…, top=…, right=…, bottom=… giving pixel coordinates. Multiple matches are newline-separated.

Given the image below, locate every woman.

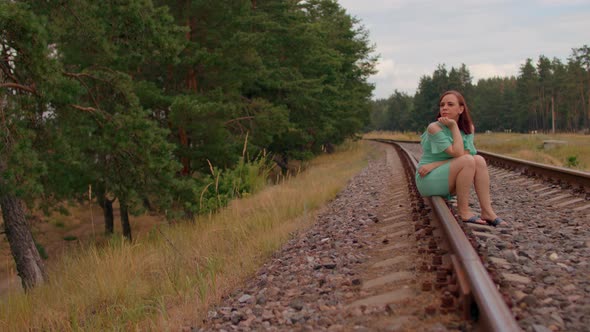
left=415, top=90, right=507, bottom=227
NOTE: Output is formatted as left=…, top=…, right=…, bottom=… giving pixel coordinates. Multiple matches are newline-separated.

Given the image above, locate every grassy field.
left=363, top=131, right=420, bottom=141
left=0, top=140, right=374, bottom=331
left=364, top=131, right=590, bottom=172
left=474, top=133, right=589, bottom=171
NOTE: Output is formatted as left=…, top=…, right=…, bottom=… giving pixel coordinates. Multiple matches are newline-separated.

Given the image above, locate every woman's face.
left=439, top=94, right=464, bottom=121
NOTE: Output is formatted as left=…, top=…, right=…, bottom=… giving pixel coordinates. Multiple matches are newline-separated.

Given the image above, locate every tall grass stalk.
left=0, top=141, right=371, bottom=331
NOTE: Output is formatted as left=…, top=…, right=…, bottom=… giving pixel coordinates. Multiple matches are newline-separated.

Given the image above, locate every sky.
left=337, top=0, right=590, bottom=99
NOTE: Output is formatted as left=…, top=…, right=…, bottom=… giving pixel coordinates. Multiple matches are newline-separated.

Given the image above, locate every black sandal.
left=462, top=215, right=487, bottom=226
left=484, top=217, right=509, bottom=227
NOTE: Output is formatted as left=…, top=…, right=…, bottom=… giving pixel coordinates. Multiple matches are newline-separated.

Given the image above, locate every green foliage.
left=2, top=0, right=376, bottom=230
left=195, top=156, right=271, bottom=215
left=154, top=0, right=376, bottom=217
left=566, top=155, right=579, bottom=167
left=0, top=2, right=58, bottom=203
left=170, top=96, right=240, bottom=173
left=63, top=236, right=78, bottom=242
left=470, top=77, right=518, bottom=132
left=369, top=91, right=415, bottom=132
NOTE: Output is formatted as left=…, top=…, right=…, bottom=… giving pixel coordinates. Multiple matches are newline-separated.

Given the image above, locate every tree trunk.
left=551, top=95, right=555, bottom=133
left=325, top=142, right=335, bottom=154
left=179, top=127, right=190, bottom=175
left=1, top=194, right=47, bottom=291
left=143, top=197, right=154, bottom=213
left=273, top=154, right=289, bottom=173
left=103, top=199, right=114, bottom=235
left=97, top=191, right=114, bottom=235
left=177, top=13, right=197, bottom=176
left=580, top=86, right=588, bottom=129
left=119, top=200, right=132, bottom=241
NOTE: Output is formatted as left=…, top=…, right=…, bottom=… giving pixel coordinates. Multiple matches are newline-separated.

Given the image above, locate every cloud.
left=339, top=0, right=511, bottom=14
left=374, top=58, right=396, bottom=79
left=338, top=0, right=590, bottom=98
left=537, top=0, right=588, bottom=5
left=337, top=0, right=411, bottom=13
left=370, top=63, right=431, bottom=98
left=469, top=63, right=521, bottom=80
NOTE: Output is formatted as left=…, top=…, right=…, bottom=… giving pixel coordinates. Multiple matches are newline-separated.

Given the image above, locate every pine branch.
left=0, top=82, right=37, bottom=95
left=63, top=71, right=110, bottom=83
left=224, top=116, right=254, bottom=125
left=70, top=104, right=99, bottom=113
left=0, top=61, right=19, bottom=83
left=70, top=104, right=112, bottom=127
left=63, top=71, right=103, bottom=109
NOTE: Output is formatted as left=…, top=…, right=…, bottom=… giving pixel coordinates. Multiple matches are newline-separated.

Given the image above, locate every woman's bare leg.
left=473, top=155, right=508, bottom=226
left=448, top=154, right=483, bottom=223
left=473, top=155, right=496, bottom=220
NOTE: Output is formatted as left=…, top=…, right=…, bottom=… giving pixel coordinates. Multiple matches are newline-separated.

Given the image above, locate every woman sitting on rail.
left=415, top=90, right=507, bottom=227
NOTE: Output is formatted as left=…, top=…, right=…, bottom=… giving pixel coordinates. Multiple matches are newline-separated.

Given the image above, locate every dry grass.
left=365, top=131, right=590, bottom=172
left=0, top=203, right=165, bottom=298
left=363, top=131, right=420, bottom=141
left=0, top=140, right=372, bottom=331
left=473, top=132, right=590, bottom=171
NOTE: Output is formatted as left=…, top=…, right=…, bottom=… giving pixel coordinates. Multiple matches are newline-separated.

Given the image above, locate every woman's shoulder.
left=426, top=121, right=443, bottom=134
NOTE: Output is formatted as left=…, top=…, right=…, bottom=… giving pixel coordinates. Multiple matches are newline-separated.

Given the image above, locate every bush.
left=176, top=156, right=272, bottom=217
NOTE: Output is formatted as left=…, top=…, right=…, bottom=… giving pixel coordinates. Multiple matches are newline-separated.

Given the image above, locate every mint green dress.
left=415, top=123, right=477, bottom=197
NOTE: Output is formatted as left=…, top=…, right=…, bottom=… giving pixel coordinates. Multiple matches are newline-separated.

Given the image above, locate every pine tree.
left=572, top=45, right=590, bottom=129
left=44, top=0, right=185, bottom=239
left=0, top=1, right=67, bottom=290
left=517, top=58, right=540, bottom=131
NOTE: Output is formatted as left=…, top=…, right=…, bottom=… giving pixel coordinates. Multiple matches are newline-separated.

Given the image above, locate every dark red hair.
left=437, top=90, right=474, bottom=134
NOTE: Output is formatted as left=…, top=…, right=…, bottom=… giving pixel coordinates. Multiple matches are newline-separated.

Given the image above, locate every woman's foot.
left=460, top=214, right=487, bottom=225
left=483, top=217, right=509, bottom=227
left=481, top=212, right=509, bottom=227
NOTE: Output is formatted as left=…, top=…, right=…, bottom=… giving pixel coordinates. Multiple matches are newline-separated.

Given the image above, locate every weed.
left=566, top=155, right=579, bottom=167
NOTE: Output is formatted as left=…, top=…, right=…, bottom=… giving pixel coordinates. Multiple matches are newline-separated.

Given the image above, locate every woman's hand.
left=418, top=160, right=451, bottom=177
left=418, top=164, right=434, bottom=177
left=437, top=117, right=457, bottom=128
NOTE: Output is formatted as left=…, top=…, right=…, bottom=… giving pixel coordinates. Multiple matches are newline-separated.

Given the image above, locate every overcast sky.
left=337, top=0, right=590, bottom=99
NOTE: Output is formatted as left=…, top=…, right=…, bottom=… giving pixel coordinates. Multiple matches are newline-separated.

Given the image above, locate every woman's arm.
left=427, top=120, right=464, bottom=157
left=417, top=159, right=451, bottom=177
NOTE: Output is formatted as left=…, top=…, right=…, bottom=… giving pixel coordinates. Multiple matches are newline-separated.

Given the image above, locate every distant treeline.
left=370, top=46, right=590, bottom=133
left=0, top=1, right=375, bottom=289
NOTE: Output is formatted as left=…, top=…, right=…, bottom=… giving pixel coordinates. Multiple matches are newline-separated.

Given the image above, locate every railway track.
left=390, top=139, right=590, bottom=332
left=199, top=141, right=588, bottom=331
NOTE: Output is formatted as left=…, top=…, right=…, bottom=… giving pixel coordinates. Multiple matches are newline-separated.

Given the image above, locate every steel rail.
left=477, top=150, right=590, bottom=192
left=388, top=141, right=521, bottom=332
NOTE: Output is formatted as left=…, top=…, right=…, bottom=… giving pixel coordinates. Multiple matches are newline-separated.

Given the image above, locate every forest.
left=369, top=46, right=590, bottom=134
left=0, top=0, right=376, bottom=291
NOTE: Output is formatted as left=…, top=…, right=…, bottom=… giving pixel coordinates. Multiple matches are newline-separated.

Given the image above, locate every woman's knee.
left=474, top=155, right=487, bottom=168
left=457, top=154, right=475, bottom=168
